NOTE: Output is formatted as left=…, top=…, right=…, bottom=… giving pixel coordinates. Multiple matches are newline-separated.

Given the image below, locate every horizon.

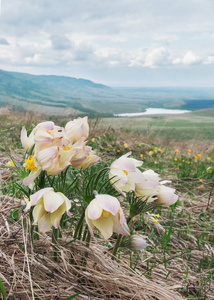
left=1, top=68, right=214, bottom=89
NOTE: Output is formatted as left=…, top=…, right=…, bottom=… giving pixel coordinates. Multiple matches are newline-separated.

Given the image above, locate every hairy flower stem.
left=73, top=209, right=85, bottom=239
left=39, top=171, right=46, bottom=189
left=112, top=234, right=122, bottom=260
left=52, top=227, right=58, bottom=262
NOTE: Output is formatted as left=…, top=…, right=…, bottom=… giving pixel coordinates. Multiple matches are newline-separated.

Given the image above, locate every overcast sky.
left=1, top=0, right=214, bottom=86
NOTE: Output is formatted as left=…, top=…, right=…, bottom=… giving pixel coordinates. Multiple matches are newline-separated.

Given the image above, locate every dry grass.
left=0, top=193, right=184, bottom=300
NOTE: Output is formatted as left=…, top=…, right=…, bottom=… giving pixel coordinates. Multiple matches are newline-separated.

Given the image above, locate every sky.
left=1, top=0, right=214, bottom=86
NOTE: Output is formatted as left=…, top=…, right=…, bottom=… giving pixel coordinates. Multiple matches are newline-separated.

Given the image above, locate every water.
left=114, top=108, right=191, bottom=117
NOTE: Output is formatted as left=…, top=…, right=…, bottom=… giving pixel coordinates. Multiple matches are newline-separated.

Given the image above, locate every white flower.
left=65, top=116, right=89, bottom=143
left=130, top=234, right=148, bottom=250
left=85, top=194, right=130, bottom=240
left=109, top=152, right=144, bottom=195
left=25, top=188, right=71, bottom=233
left=156, top=185, right=178, bottom=206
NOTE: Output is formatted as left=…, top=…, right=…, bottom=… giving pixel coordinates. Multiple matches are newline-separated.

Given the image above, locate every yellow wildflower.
left=6, top=160, right=15, bottom=167
left=188, top=149, right=192, bottom=153
left=149, top=151, right=154, bottom=156
left=158, top=149, right=162, bottom=153
left=124, top=143, right=128, bottom=148
left=197, top=154, right=201, bottom=158
left=92, top=138, right=96, bottom=142
left=195, top=156, right=198, bottom=160
left=174, top=158, right=178, bottom=162
left=140, top=154, right=144, bottom=158
left=175, top=149, right=179, bottom=153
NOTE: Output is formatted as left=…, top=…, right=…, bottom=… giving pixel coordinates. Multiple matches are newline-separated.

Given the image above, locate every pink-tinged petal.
left=38, top=213, right=52, bottom=233
left=22, top=169, right=42, bottom=187
left=110, top=157, right=136, bottom=172
left=50, top=203, right=66, bottom=228
left=92, top=216, right=114, bottom=240
left=57, top=192, right=72, bottom=216
left=118, top=208, right=125, bottom=225
left=21, top=127, right=29, bottom=150
left=29, top=187, right=53, bottom=206
left=96, top=194, right=120, bottom=216
left=43, top=191, right=64, bottom=213
left=85, top=207, right=94, bottom=237
left=36, top=147, right=58, bottom=169
left=34, top=129, right=53, bottom=144
left=112, top=212, right=130, bottom=237
left=131, top=157, right=143, bottom=167
left=160, top=180, right=171, bottom=185
left=156, top=186, right=178, bottom=206
left=87, top=198, right=103, bottom=220
left=128, top=169, right=145, bottom=184
left=143, top=170, right=160, bottom=181
left=32, top=204, right=45, bottom=224
left=37, top=121, right=55, bottom=131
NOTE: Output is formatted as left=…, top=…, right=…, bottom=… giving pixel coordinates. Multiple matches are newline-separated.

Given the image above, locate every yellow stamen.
left=25, top=155, right=37, bottom=172
left=41, top=200, right=48, bottom=213
left=63, top=145, right=71, bottom=151
left=123, top=170, right=128, bottom=175
left=100, top=210, right=111, bottom=219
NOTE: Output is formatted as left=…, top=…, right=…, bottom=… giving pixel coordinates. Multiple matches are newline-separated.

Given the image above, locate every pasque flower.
left=22, top=117, right=99, bottom=186
left=109, top=152, right=144, bottom=195
left=85, top=194, right=130, bottom=240
left=135, top=169, right=178, bottom=206
left=130, top=234, right=148, bottom=250
left=25, top=188, right=71, bottom=233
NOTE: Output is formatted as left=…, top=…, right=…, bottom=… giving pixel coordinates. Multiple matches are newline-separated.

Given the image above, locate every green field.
left=99, top=110, right=214, bottom=142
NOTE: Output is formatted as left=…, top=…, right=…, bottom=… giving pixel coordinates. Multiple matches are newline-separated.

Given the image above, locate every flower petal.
left=85, top=207, right=95, bottom=237
left=43, top=191, right=65, bottom=213
left=38, top=213, right=52, bottom=233
left=28, top=187, right=53, bottom=207
left=32, top=204, right=45, bottom=224
left=96, top=194, right=120, bottom=216
left=92, top=216, right=114, bottom=240
left=87, top=198, right=103, bottom=220
left=50, top=202, right=66, bottom=228
left=23, top=168, right=42, bottom=188
left=57, top=192, right=72, bottom=216
left=112, top=212, right=130, bottom=237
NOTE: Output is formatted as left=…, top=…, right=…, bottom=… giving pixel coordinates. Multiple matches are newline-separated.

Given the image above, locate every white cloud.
left=173, top=51, right=201, bottom=65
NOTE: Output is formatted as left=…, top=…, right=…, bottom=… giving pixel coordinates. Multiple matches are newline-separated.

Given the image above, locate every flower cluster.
left=12, top=116, right=179, bottom=252
left=22, top=117, right=99, bottom=187
left=109, top=152, right=178, bottom=206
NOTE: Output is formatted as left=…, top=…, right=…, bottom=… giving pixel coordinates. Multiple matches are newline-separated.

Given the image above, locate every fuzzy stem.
left=52, top=227, right=58, bottom=262
left=39, top=170, right=46, bottom=189
left=112, top=234, right=122, bottom=260
left=73, top=209, right=85, bottom=239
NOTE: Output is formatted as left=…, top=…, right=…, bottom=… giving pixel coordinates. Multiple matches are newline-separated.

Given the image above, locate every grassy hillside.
left=1, top=69, right=214, bottom=115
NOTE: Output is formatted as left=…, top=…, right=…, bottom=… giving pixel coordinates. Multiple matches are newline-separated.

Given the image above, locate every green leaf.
left=0, top=278, right=7, bottom=300
left=64, top=293, right=80, bottom=300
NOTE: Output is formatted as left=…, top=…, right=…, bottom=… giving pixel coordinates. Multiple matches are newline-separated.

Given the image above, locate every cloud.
left=173, top=51, right=201, bottom=65
left=51, top=35, right=73, bottom=50
left=0, top=38, right=9, bottom=45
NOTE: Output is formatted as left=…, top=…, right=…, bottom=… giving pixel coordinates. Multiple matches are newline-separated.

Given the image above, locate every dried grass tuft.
left=0, top=194, right=185, bottom=300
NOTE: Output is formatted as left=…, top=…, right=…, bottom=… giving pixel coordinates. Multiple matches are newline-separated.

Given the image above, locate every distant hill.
left=1, top=69, right=214, bottom=116
left=0, top=69, right=122, bottom=116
